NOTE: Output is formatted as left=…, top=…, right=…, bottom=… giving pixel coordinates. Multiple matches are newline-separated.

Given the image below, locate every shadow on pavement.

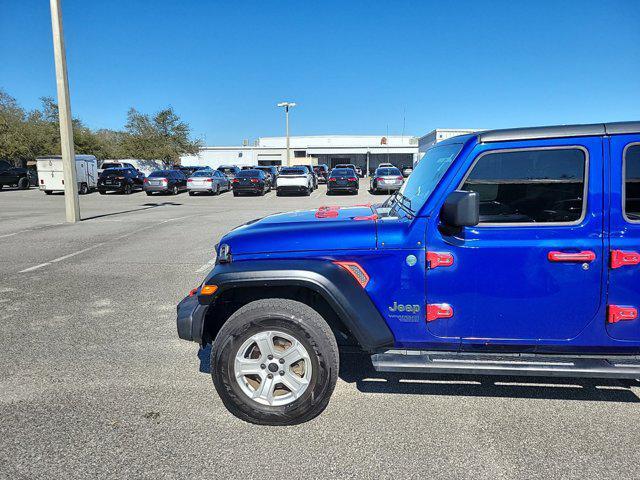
left=339, top=350, right=640, bottom=403
left=81, top=202, right=182, bottom=220
left=197, top=344, right=640, bottom=402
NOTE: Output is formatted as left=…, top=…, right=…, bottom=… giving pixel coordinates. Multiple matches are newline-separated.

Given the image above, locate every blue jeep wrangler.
left=177, top=121, right=640, bottom=425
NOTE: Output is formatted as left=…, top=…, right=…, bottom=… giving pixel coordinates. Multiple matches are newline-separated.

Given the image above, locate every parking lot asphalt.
left=1, top=183, right=640, bottom=480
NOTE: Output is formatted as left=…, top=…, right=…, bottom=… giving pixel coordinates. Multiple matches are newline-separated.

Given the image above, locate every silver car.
left=187, top=169, right=231, bottom=196
left=370, top=167, right=404, bottom=194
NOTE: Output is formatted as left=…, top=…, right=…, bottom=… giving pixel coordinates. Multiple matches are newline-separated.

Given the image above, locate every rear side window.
left=461, top=148, right=586, bottom=224
left=624, top=144, right=640, bottom=221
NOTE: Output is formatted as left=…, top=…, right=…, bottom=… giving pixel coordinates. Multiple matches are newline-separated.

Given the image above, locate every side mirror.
left=440, top=190, right=479, bottom=228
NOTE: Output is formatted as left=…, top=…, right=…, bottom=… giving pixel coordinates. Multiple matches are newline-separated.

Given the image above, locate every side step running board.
left=371, top=350, right=640, bottom=379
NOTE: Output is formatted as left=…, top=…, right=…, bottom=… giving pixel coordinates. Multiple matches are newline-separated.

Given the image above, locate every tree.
left=120, top=107, right=201, bottom=162
left=0, top=88, right=202, bottom=164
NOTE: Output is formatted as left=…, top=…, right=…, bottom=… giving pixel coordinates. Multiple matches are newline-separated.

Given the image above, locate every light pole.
left=277, top=102, right=296, bottom=167
left=50, top=0, right=80, bottom=222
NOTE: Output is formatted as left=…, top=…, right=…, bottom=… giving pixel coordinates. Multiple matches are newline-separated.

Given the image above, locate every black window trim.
left=622, top=141, right=640, bottom=224
left=457, top=145, right=590, bottom=227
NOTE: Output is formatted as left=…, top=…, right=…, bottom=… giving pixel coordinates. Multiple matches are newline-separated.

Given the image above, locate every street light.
left=277, top=102, right=296, bottom=167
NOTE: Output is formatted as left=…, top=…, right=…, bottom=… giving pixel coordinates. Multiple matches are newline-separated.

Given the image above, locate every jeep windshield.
left=390, top=142, right=465, bottom=216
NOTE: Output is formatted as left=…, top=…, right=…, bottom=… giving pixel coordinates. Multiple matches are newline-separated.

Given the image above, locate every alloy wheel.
left=234, top=330, right=312, bottom=406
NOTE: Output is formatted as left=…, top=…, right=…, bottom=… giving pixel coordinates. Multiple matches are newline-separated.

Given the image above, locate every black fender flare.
left=198, top=259, right=395, bottom=352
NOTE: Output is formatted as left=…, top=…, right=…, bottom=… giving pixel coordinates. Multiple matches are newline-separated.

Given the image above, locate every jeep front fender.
left=197, top=259, right=395, bottom=352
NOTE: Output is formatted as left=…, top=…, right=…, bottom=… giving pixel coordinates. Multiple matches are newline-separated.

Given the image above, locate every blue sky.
left=2, top=0, right=639, bottom=145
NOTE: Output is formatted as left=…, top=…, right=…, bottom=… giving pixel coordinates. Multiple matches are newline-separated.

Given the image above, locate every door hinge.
left=426, top=303, right=453, bottom=322
left=608, top=305, right=638, bottom=324
left=427, top=252, right=454, bottom=269
left=610, top=250, right=640, bottom=269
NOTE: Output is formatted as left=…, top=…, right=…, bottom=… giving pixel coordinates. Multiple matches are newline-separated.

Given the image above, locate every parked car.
left=97, top=167, right=144, bottom=194
left=231, top=169, right=271, bottom=196
left=276, top=166, right=314, bottom=196
left=143, top=170, right=187, bottom=195
left=327, top=168, right=359, bottom=195
left=0, top=160, right=31, bottom=190
left=37, top=155, right=98, bottom=195
left=98, top=161, right=145, bottom=183
left=187, top=169, right=230, bottom=196
left=401, top=166, right=413, bottom=178
left=313, top=164, right=329, bottom=183
left=217, top=165, right=241, bottom=180
left=370, top=167, right=404, bottom=194
left=254, top=166, right=278, bottom=185
left=177, top=120, right=640, bottom=426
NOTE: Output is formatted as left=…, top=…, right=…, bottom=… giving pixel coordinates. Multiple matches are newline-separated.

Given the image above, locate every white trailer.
left=36, top=155, right=98, bottom=195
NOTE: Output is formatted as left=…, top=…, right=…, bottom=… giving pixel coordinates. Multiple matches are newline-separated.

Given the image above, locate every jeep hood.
left=220, top=205, right=377, bottom=255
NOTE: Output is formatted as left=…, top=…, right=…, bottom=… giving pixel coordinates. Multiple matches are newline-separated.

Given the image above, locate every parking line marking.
left=18, top=214, right=201, bottom=274
left=19, top=263, right=51, bottom=273
left=50, top=243, right=105, bottom=263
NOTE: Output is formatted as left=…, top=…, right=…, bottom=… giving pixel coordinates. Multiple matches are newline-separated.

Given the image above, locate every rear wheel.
left=211, top=299, right=339, bottom=425
left=44, top=190, right=52, bottom=195
left=99, top=190, right=107, bottom=195
left=123, top=184, right=132, bottom=195
left=18, top=177, right=30, bottom=190
left=214, top=185, right=220, bottom=196
left=145, top=191, right=153, bottom=196
left=233, top=191, right=239, bottom=197
left=188, top=191, right=195, bottom=196
left=172, top=186, right=179, bottom=195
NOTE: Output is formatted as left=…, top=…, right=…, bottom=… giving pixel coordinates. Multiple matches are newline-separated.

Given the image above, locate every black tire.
left=123, top=184, right=132, bottom=195
left=145, top=191, right=153, bottom=196
left=44, top=190, right=52, bottom=195
left=99, top=190, right=107, bottom=195
left=171, top=186, right=179, bottom=195
left=305, top=186, right=311, bottom=196
left=276, top=189, right=282, bottom=197
left=211, top=299, right=339, bottom=426
left=214, top=185, right=220, bottom=196
left=233, top=191, right=239, bottom=197
left=188, top=191, right=195, bottom=196
left=18, top=177, right=30, bottom=190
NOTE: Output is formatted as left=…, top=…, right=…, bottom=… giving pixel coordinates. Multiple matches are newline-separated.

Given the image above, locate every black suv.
left=0, top=160, right=31, bottom=190
left=98, top=168, right=144, bottom=194
left=232, top=169, right=271, bottom=196
left=327, top=167, right=359, bottom=194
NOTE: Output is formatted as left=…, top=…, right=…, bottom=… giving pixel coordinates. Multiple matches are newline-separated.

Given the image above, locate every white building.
left=181, top=135, right=420, bottom=175
left=418, top=128, right=479, bottom=156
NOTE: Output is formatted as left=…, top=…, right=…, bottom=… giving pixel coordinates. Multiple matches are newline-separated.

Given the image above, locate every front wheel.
left=171, top=186, right=179, bottom=195
left=211, top=299, right=339, bottom=425
left=18, top=177, right=30, bottom=190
